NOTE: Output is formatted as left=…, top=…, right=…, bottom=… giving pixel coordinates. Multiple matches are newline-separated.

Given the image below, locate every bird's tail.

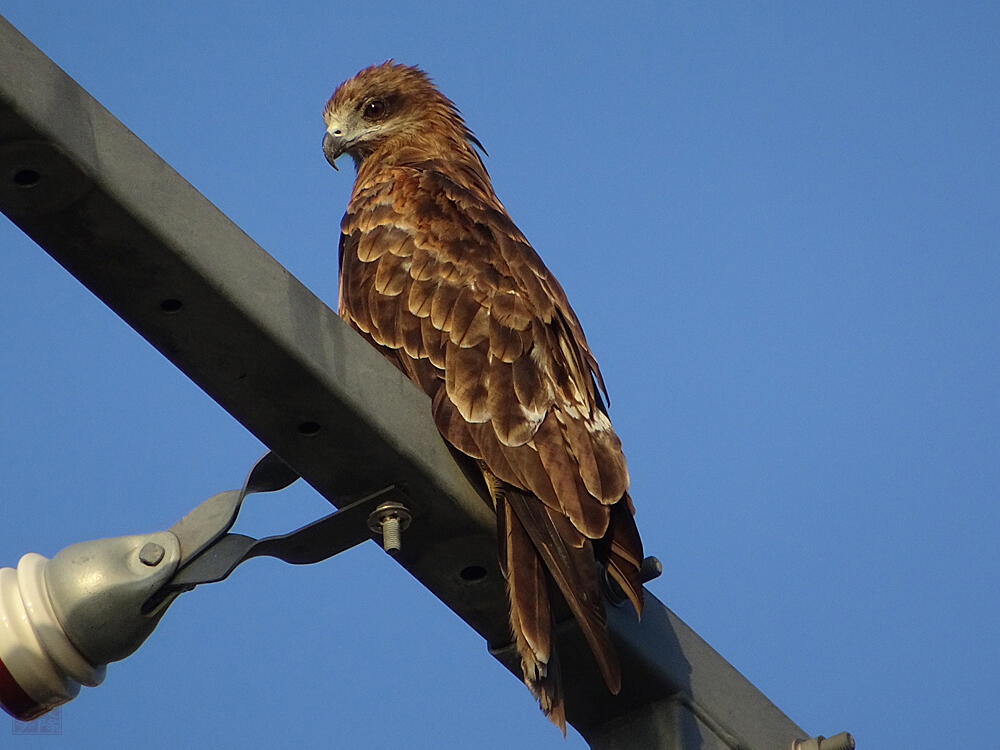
left=497, top=492, right=566, bottom=732
left=497, top=484, right=629, bottom=733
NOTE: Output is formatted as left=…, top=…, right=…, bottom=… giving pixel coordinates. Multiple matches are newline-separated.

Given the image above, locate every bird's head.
left=322, top=61, right=485, bottom=172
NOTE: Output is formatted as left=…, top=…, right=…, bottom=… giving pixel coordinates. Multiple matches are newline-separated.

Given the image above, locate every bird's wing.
left=338, top=166, right=630, bottom=541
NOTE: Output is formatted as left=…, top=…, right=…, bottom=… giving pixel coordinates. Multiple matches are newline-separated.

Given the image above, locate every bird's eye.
left=362, top=99, right=386, bottom=121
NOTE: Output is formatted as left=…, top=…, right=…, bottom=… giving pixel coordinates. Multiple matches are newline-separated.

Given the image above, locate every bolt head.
left=366, top=501, right=412, bottom=534
left=138, top=542, right=166, bottom=567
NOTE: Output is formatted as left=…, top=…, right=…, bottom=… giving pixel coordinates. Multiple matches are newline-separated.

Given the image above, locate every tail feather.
left=501, top=484, right=622, bottom=695
left=600, top=496, right=645, bottom=618
left=498, top=494, right=566, bottom=733
left=491, top=475, right=646, bottom=730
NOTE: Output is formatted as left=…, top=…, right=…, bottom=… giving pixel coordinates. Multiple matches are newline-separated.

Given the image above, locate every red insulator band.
left=0, top=655, right=44, bottom=721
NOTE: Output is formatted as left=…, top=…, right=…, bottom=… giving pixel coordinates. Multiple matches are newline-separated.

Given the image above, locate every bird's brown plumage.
left=323, top=61, right=644, bottom=731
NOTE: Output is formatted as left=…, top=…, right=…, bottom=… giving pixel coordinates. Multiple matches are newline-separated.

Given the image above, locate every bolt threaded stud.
left=367, top=501, right=412, bottom=555
left=381, top=515, right=402, bottom=553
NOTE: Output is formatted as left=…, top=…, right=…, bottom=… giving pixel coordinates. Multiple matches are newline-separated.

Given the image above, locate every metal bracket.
left=167, top=485, right=407, bottom=588
left=144, top=451, right=415, bottom=612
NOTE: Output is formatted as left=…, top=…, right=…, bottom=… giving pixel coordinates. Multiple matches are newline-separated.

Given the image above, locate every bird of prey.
left=322, top=61, right=644, bottom=731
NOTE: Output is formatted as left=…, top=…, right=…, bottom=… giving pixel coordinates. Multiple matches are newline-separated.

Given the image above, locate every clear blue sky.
left=1, top=3, right=997, bottom=748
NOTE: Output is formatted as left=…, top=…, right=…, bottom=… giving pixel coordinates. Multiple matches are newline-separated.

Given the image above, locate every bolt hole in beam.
left=459, top=565, right=487, bottom=582
left=12, top=168, right=40, bottom=187
left=159, top=298, right=183, bottom=313
left=297, top=421, right=321, bottom=436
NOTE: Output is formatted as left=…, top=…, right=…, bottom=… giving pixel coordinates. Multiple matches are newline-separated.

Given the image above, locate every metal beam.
left=0, top=15, right=808, bottom=748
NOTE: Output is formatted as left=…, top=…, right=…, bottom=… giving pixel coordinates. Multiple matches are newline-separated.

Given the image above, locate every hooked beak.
left=322, top=130, right=346, bottom=171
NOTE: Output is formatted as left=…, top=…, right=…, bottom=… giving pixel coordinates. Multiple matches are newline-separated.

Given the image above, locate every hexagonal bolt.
left=367, top=501, right=412, bottom=555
